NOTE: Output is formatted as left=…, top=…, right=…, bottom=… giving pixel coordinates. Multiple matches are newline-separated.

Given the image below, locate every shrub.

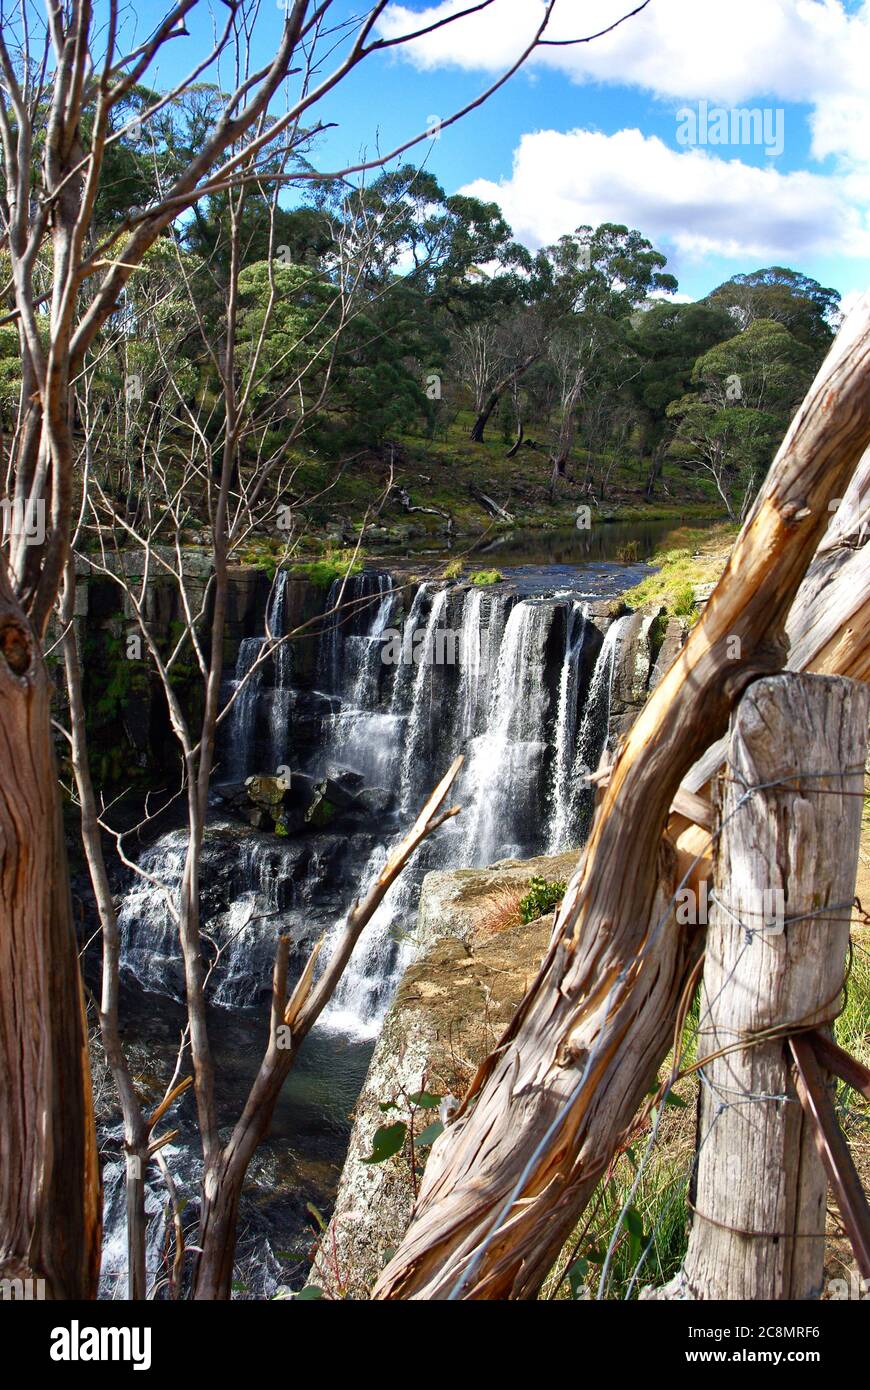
left=470, top=568, right=503, bottom=587
left=519, top=876, right=566, bottom=923
left=442, top=558, right=463, bottom=581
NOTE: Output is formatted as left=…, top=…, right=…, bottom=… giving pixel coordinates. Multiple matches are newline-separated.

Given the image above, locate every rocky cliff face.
left=609, top=608, right=685, bottom=740
left=312, top=849, right=577, bottom=1299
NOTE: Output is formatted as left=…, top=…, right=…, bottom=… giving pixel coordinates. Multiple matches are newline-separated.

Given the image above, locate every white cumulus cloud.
left=379, top=0, right=870, bottom=165
left=460, top=127, right=870, bottom=263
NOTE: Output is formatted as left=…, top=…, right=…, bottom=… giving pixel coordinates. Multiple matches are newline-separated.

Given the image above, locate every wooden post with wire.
left=655, top=672, right=869, bottom=1300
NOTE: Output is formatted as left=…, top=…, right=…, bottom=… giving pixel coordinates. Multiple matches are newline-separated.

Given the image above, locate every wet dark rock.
left=213, top=780, right=250, bottom=809
left=355, top=786, right=394, bottom=819
left=324, top=765, right=366, bottom=796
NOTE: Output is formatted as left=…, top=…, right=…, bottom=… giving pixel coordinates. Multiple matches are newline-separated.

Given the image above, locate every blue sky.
left=132, top=0, right=870, bottom=307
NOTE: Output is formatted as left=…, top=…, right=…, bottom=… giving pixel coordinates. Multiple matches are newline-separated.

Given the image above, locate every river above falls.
left=371, top=516, right=711, bottom=597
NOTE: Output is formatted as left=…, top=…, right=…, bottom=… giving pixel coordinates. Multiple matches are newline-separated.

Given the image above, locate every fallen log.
left=469, top=484, right=514, bottom=523
left=374, top=294, right=870, bottom=1300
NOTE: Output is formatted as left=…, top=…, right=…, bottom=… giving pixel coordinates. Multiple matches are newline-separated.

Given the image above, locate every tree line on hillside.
left=1, top=86, right=839, bottom=528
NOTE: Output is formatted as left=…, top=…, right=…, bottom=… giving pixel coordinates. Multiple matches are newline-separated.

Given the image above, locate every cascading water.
left=456, top=587, right=487, bottom=742
left=546, top=602, right=588, bottom=854
left=226, top=638, right=264, bottom=779
left=397, top=586, right=451, bottom=815
left=224, top=570, right=295, bottom=779
left=563, top=611, right=632, bottom=847
left=457, top=600, right=553, bottom=867
left=320, top=589, right=618, bottom=1039
left=320, top=574, right=400, bottom=789
left=266, top=569, right=293, bottom=768
left=319, top=571, right=393, bottom=698
left=123, top=575, right=632, bottom=1039
left=117, top=830, right=190, bottom=999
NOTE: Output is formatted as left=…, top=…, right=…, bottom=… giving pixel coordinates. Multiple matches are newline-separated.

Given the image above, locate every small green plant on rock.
left=292, top=548, right=364, bottom=590
left=519, top=875, right=566, bottom=923
left=361, top=1085, right=446, bottom=1199
left=470, top=568, right=503, bottom=587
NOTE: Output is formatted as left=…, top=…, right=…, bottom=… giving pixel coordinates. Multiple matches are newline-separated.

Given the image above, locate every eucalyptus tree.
left=668, top=317, right=817, bottom=519
left=537, top=223, right=676, bottom=495
left=627, top=299, right=733, bottom=499
left=705, top=267, right=840, bottom=350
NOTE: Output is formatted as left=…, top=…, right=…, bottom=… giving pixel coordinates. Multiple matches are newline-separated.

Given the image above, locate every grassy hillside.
left=282, top=411, right=728, bottom=547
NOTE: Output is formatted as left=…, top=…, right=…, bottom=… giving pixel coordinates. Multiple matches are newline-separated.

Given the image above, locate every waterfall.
left=320, top=584, right=453, bottom=1038
left=347, top=574, right=395, bottom=706
left=321, top=595, right=552, bottom=1039
left=224, top=570, right=294, bottom=780
left=545, top=602, right=588, bottom=854
left=226, top=637, right=264, bottom=780
left=455, top=587, right=487, bottom=742
left=321, top=573, right=401, bottom=788
left=122, top=568, right=635, bottom=1041
left=563, top=611, right=632, bottom=845
left=319, top=840, right=411, bottom=1040
left=457, top=600, right=552, bottom=867
left=266, top=570, right=294, bottom=770
left=388, top=582, right=429, bottom=718
left=117, top=825, right=312, bottom=1008
left=318, top=571, right=393, bottom=698
left=268, top=569, right=292, bottom=689
left=117, top=830, right=190, bottom=1000
left=107, top=558, right=648, bottom=1302
left=397, top=586, right=450, bottom=814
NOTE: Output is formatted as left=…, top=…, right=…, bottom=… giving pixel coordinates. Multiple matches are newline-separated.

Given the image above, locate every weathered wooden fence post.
left=658, top=672, right=868, bottom=1300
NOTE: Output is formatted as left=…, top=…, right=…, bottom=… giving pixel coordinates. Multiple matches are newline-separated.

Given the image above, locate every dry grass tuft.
left=475, top=885, right=526, bottom=938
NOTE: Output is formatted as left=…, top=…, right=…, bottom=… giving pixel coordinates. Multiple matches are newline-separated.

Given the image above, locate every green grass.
left=290, top=551, right=364, bottom=589
left=542, top=989, right=703, bottom=1301
left=260, top=414, right=726, bottom=541
left=836, top=936, right=870, bottom=1073
left=470, top=568, right=503, bottom=587
left=542, top=1138, right=694, bottom=1301
left=622, top=525, right=736, bottom=616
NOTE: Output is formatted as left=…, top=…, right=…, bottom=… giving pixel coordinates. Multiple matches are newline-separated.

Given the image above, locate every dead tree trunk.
left=470, top=353, right=541, bottom=444
left=652, top=673, right=868, bottom=1300
left=374, top=294, right=870, bottom=1302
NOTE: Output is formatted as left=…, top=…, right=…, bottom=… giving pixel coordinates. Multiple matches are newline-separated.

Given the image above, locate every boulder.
left=649, top=615, right=685, bottom=692
left=245, top=773, right=289, bottom=812
left=324, top=765, right=366, bottom=797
